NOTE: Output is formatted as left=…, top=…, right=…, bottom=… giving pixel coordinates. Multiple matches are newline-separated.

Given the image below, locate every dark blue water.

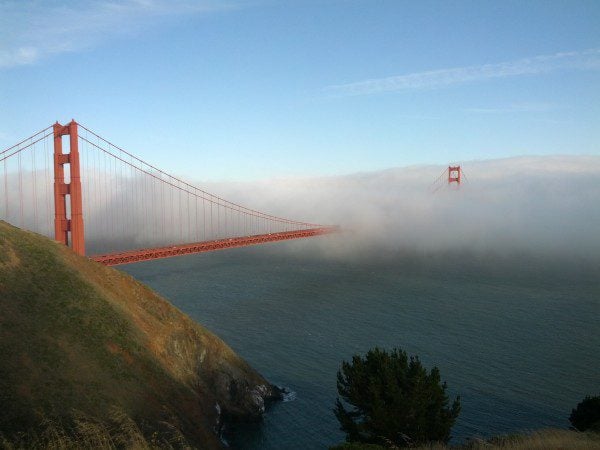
left=121, top=239, right=600, bottom=449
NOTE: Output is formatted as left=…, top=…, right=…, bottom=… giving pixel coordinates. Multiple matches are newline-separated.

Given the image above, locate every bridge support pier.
left=53, top=120, right=85, bottom=256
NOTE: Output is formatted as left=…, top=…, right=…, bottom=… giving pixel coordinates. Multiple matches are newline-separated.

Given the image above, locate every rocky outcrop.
left=157, top=317, right=283, bottom=425
left=211, top=374, right=282, bottom=422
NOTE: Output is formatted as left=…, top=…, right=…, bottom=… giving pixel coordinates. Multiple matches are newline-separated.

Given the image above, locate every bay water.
left=121, top=237, right=599, bottom=449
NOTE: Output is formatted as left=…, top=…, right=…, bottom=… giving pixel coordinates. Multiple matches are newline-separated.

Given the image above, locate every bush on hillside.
left=570, top=395, right=600, bottom=432
left=334, top=347, right=460, bottom=447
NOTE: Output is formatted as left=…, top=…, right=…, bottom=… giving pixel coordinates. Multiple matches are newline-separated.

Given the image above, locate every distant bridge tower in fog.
left=448, top=166, right=461, bottom=186
left=429, top=164, right=465, bottom=193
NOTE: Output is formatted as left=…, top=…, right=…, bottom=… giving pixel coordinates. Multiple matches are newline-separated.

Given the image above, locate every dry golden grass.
left=466, top=429, right=600, bottom=449
left=0, top=407, right=193, bottom=449
left=0, top=239, right=20, bottom=269
left=333, top=430, right=600, bottom=450
left=430, top=429, right=600, bottom=449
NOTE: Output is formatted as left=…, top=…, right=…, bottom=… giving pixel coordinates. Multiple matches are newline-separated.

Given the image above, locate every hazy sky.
left=1, top=0, right=599, bottom=181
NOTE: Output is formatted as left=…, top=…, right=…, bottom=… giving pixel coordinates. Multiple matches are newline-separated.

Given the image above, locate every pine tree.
left=570, top=395, right=600, bottom=432
left=334, top=347, right=460, bottom=447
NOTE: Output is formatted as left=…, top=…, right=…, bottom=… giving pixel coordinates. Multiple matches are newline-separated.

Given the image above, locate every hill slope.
left=0, top=221, right=280, bottom=448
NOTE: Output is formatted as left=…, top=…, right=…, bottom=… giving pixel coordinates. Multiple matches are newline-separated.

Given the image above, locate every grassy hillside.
left=332, top=429, right=600, bottom=449
left=0, top=221, right=280, bottom=448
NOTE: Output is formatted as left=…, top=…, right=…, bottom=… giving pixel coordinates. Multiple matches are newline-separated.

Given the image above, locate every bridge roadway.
left=91, top=226, right=339, bottom=266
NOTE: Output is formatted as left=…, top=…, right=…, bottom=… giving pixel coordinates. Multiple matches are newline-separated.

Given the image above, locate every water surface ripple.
left=122, top=242, right=600, bottom=449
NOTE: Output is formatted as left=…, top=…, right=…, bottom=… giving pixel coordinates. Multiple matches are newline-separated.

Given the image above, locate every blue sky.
left=1, top=0, right=599, bottom=181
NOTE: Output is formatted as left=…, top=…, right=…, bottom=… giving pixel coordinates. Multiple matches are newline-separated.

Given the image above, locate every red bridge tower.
left=53, top=120, right=85, bottom=255
left=448, top=165, right=461, bottom=185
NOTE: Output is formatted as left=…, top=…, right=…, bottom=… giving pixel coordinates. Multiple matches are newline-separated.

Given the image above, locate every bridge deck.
left=90, top=227, right=339, bottom=266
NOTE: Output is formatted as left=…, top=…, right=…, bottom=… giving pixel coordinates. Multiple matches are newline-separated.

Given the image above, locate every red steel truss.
left=91, top=227, right=339, bottom=266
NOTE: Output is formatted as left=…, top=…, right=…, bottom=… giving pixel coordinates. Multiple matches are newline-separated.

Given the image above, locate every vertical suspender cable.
left=93, top=138, right=98, bottom=243
left=145, top=162, right=149, bottom=246
left=161, top=175, right=165, bottom=244
left=32, top=141, right=38, bottom=232
left=130, top=154, right=134, bottom=241
left=120, top=150, right=125, bottom=238
left=179, top=184, right=183, bottom=243
left=152, top=172, right=157, bottom=244
left=170, top=180, right=174, bottom=243
left=44, top=135, right=51, bottom=236
left=3, top=153, right=7, bottom=220
left=202, top=197, right=206, bottom=241
left=109, top=150, right=115, bottom=249
left=194, top=193, right=198, bottom=242
left=18, top=149, right=23, bottom=227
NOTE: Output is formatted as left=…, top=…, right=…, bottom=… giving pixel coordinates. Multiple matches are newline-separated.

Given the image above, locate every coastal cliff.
left=0, top=221, right=280, bottom=448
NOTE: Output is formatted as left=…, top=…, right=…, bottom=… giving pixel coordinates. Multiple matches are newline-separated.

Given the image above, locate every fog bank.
left=202, top=155, right=600, bottom=260
left=2, top=154, right=599, bottom=262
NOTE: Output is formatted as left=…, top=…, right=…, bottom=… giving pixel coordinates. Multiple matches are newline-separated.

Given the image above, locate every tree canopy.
left=334, top=347, right=460, bottom=447
left=570, top=395, right=600, bottom=432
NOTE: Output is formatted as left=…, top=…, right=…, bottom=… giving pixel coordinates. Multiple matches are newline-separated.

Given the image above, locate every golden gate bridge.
left=0, top=120, right=338, bottom=265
